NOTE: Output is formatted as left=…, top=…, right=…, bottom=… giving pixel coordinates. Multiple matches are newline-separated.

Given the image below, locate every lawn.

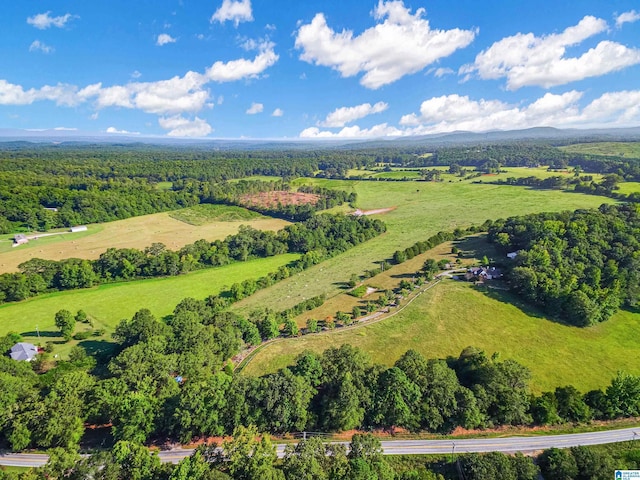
left=242, top=279, right=640, bottom=394
left=0, top=206, right=289, bottom=273
left=560, top=142, right=640, bottom=159
left=0, top=253, right=298, bottom=359
left=231, top=178, right=615, bottom=316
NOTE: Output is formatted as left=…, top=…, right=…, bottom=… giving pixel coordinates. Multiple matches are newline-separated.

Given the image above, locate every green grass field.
left=231, top=178, right=615, bottom=316
left=0, top=254, right=298, bottom=358
left=169, top=204, right=262, bottom=225
left=560, top=142, right=640, bottom=159
left=614, top=182, right=640, bottom=195
left=242, top=279, right=640, bottom=393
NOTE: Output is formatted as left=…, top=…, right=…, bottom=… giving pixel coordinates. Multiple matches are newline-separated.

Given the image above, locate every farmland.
left=0, top=205, right=289, bottom=273
left=560, top=141, right=640, bottom=158
left=0, top=253, right=298, bottom=357
left=242, top=278, right=640, bottom=394
left=232, top=176, right=615, bottom=315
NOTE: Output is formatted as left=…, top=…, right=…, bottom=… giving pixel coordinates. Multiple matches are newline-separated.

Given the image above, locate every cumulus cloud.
left=206, top=41, right=278, bottom=82
left=0, top=79, right=79, bottom=106
left=29, top=40, right=54, bottom=54
left=398, top=90, right=640, bottom=134
left=156, top=33, right=177, bottom=46
left=158, top=115, right=213, bottom=137
left=434, top=67, right=454, bottom=78
left=616, top=10, right=640, bottom=27
left=271, top=108, right=284, bottom=117
left=295, top=0, right=476, bottom=89
left=106, top=127, right=140, bottom=135
left=246, top=102, right=263, bottom=114
left=300, top=123, right=402, bottom=138
left=320, top=101, right=388, bottom=127
left=211, top=0, right=253, bottom=27
left=27, top=12, right=76, bottom=29
left=461, top=15, right=640, bottom=90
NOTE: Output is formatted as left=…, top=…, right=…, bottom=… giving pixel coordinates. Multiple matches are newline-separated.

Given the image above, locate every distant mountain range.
left=0, top=126, right=639, bottom=150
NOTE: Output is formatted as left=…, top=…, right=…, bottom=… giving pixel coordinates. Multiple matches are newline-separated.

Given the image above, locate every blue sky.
left=1, top=0, right=639, bottom=138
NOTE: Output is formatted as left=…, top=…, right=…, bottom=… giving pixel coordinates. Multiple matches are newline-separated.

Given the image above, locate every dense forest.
left=488, top=204, right=640, bottom=326
left=0, top=213, right=385, bottom=304
left=3, top=141, right=640, bottom=233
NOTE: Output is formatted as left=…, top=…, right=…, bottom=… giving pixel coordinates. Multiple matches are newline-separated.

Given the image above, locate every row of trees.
left=0, top=214, right=386, bottom=304
left=489, top=204, right=640, bottom=326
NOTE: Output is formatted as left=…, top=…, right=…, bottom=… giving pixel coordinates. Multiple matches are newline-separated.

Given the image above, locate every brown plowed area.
left=239, top=191, right=321, bottom=208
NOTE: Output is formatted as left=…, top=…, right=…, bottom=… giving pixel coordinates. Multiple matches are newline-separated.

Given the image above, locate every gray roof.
left=10, top=342, right=38, bottom=361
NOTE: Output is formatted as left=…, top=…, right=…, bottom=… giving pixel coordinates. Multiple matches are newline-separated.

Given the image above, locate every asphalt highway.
left=2, top=427, right=639, bottom=467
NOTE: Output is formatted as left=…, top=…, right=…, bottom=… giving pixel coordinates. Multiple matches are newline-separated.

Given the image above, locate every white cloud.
left=246, top=102, right=263, bottom=114
left=106, top=127, right=140, bottom=135
left=211, top=0, right=253, bottom=27
left=434, top=67, right=454, bottom=78
left=27, top=12, right=76, bottom=30
left=271, top=108, right=284, bottom=117
left=53, top=127, right=77, bottom=131
left=462, top=15, right=640, bottom=90
left=29, top=40, right=54, bottom=54
left=295, top=1, right=476, bottom=89
left=300, top=123, right=402, bottom=138
left=157, top=33, right=177, bottom=46
left=398, top=90, right=640, bottom=134
left=616, top=10, right=640, bottom=27
left=131, top=70, right=142, bottom=79
left=0, top=79, right=78, bottom=106
left=205, top=41, right=278, bottom=82
left=159, top=115, right=213, bottom=137
left=320, top=101, right=388, bottom=127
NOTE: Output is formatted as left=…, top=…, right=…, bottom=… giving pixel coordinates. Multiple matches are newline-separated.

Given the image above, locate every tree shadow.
left=473, top=283, right=548, bottom=320
left=20, top=330, right=59, bottom=338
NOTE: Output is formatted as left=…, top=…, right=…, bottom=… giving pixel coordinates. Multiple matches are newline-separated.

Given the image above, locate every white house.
left=10, top=342, right=39, bottom=361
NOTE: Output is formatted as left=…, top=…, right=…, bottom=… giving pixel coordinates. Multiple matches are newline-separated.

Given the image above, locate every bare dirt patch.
left=239, top=191, right=321, bottom=209
left=352, top=206, right=397, bottom=216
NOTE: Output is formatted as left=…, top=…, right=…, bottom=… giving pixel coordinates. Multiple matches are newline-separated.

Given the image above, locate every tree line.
left=488, top=203, right=640, bottom=326
left=0, top=213, right=385, bottom=305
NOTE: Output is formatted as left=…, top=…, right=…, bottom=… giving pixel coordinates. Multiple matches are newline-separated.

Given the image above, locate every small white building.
left=12, top=234, right=28, bottom=247
left=507, top=252, right=518, bottom=260
left=70, top=225, right=88, bottom=233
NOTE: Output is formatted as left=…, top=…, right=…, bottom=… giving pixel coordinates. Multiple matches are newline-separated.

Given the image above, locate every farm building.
left=9, top=342, right=39, bottom=361
left=70, top=225, right=88, bottom=233
left=13, top=234, right=28, bottom=246
left=466, top=266, right=503, bottom=281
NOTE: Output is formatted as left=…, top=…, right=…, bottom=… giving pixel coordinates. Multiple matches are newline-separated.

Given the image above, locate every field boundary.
left=235, top=276, right=444, bottom=374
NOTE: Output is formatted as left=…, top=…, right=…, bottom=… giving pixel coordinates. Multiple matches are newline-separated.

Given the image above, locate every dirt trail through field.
left=353, top=206, right=397, bottom=216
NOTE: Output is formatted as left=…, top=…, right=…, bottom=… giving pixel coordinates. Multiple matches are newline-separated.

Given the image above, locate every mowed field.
left=231, top=176, right=615, bottom=316
left=243, top=279, right=640, bottom=394
left=0, top=253, right=298, bottom=358
left=0, top=205, right=289, bottom=273
left=560, top=142, right=640, bottom=159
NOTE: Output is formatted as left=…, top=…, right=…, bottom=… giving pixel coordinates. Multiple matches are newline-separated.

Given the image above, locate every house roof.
left=10, top=342, right=38, bottom=361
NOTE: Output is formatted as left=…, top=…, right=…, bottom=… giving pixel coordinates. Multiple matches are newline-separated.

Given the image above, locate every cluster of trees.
left=488, top=204, right=640, bottom=326
left=0, top=145, right=374, bottom=233
left=0, top=214, right=386, bottom=304
left=8, top=320, right=640, bottom=455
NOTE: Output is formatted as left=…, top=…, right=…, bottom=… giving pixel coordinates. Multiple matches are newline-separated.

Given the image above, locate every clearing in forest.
left=0, top=205, right=289, bottom=273
left=239, top=190, right=321, bottom=208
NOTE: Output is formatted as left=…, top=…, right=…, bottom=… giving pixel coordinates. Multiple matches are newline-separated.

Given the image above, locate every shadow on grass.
left=20, top=330, right=58, bottom=338
left=473, top=283, right=549, bottom=321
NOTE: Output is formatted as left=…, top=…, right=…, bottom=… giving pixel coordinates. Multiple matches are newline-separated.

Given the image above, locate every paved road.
left=2, top=427, right=639, bottom=467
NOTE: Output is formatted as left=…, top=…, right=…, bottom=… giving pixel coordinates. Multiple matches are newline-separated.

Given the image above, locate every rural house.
left=13, top=234, right=28, bottom=246
left=9, top=342, right=39, bottom=361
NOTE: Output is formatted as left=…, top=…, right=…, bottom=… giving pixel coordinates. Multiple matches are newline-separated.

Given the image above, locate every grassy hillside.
left=0, top=205, right=289, bottom=273
left=231, top=178, right=615, bottom=316
left=0, top=253, right=298, bottom=358
left=242, top=279, right=640, bottom=393
left=560, top=142, right=640, bottom=159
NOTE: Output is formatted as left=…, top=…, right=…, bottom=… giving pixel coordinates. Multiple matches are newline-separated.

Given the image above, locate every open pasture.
left=0, top=253, right=298, bottom=358
left=232, top=178, right=615, bottom=316
left=243, top=279, right=640, bottom=394
left=0, top=205, right=289, bottom=273
left=560, top=142, right=640, bottom=159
